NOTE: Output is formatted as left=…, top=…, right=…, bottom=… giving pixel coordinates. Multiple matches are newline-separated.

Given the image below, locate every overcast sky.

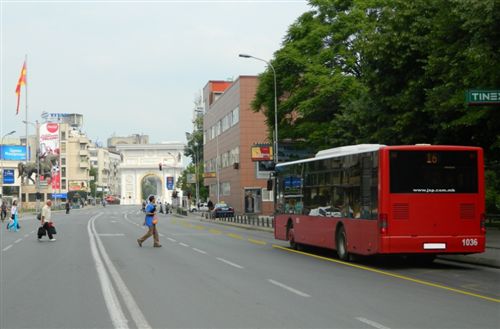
left=1, top=0, right=310, bottom=146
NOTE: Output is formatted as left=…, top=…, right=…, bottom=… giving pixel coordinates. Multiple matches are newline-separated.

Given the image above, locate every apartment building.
left=203, top=76, right=274, bottom=215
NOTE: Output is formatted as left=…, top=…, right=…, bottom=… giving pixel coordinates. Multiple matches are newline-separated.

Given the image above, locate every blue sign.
left=51, top=193, right=68, bottom=199
left=2, top=169, right=14, bottom=184
left=166, top=176, right=174, bottom=190
left=0, top=145, right=29, bottom=161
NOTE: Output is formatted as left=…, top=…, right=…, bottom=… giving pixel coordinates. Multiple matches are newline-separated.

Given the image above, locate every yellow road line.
left=248, top=238, right=267, bottom=245
left=209, top=229, right=222, bottom=235
left=272, top=245, right=500, bottom=303
left=227, top=233, right=244, bottom=240
left=193, top=225, right=205, bottom=230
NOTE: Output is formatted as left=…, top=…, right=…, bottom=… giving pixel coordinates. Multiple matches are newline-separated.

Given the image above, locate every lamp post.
left=239, top=53, right=279, bottom=163
left=1, top=131, right=17, bottom=201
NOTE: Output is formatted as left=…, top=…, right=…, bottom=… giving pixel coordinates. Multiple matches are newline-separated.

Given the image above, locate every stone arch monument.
left=116, top=143, right=184, bottom=205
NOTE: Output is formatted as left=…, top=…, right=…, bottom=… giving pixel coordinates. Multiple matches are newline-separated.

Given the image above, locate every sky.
left=0, top=0, right=311, bottom=146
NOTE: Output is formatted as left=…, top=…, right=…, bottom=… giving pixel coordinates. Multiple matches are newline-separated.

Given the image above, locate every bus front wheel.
left=336, top=226, right=350, bottom=261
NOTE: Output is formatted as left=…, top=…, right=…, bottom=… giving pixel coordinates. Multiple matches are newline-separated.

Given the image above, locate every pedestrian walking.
left=65, top=201, right=71, bottom=214
left=7, top=200, right=20, bottom=232
left=39, top=200, right=56, bottom=241
left=137, top=195, right=161, bottom=248
left=1, top=201, right=7, bottom=222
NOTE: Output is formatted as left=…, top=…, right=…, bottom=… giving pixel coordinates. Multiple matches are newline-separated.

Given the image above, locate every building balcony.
left=80, top=162, right=89, bottom=169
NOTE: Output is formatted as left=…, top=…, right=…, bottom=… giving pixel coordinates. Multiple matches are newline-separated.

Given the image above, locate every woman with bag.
left=7, top=200, right=19, bottom=232
left=137, top=195, right=161, bottom=248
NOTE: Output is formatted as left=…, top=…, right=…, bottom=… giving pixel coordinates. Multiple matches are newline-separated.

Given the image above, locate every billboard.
left=0, top=145, right=28, bottom=161
left=39, top=122, right=60, bottom=189
left=2, top=169, right=15, bottom=184
left=251, top=145, right=273, bottom=161
left=166, top=176, right=174, bottom=190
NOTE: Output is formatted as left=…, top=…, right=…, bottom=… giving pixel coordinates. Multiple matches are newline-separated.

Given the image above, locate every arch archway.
left=140, top=174, right=162, bottom=201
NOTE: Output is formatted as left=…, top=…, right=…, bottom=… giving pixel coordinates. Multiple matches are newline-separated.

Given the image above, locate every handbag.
left=48, top=224, right=57, bottom=235
left=37, top=226, right=47, bottom=236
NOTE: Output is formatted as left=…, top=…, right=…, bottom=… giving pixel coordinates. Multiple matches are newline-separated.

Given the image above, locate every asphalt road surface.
left=1, top=205, right=498, bottom=329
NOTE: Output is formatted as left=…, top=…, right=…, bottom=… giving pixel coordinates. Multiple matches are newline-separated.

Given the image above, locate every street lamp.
left=1, top=130, right=17, bottom=200
left=239, top=53, right=279, bottom=163
left=23, top=120, right=41, bottom=213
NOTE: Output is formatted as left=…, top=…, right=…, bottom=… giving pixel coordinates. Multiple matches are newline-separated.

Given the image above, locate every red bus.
left=274, top=144, right=486, bottom=262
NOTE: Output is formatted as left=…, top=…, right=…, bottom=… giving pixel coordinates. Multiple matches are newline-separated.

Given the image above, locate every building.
left=203, top=76, right=274, bottom=215
left=107, top=134, right=149, bottom=151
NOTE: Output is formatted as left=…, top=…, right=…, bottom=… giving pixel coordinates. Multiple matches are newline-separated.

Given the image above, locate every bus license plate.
left=423, top=243, right=446, bottom=250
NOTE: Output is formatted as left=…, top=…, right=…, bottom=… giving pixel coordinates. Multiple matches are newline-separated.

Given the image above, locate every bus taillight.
left=480, top=213, right=486, bottom=234
left=379, top=213, right=388, bottom=234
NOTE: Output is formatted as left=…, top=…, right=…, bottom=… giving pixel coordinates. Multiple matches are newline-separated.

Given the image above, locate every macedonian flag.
left=15, top=61, right=27, bottom=115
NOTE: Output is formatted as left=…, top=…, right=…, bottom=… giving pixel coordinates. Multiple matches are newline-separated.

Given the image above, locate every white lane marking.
left=268, top=279, right=311, bottom=298
left=2, top=245, right=13, bottom=251
left=97, top=234, right=125, bottom=237
left=87, top=214, right=129, bottom=329
left=91, top=215, right=151, bottom=329
left=167, top=238, right=177, bottom=242
left=14, top=239, right=22, bottom=244
left=179, top=242, right=190, bottom=247
left=24, top=234, right=29, bottom=238
left=192, top=248, right=207, bottom=255
left=356, top=317, right=391, bottom=329
left=216, top=257, right=244, bottom=269
left=159, top=233, right=165, bottom=237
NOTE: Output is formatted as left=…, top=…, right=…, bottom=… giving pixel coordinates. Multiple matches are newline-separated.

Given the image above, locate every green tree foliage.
left=252, top=0, right=500, bottom=211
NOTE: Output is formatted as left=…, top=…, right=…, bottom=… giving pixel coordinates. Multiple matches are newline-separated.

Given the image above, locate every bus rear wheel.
left=336, top=226, right=350, bottom=261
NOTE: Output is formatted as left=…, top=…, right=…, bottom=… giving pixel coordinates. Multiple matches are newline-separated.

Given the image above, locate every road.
left=1, top=205, right=498, bottom=329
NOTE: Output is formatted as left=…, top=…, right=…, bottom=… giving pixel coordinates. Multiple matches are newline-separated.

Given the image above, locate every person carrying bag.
left=38, top=200, right=56, bottom=241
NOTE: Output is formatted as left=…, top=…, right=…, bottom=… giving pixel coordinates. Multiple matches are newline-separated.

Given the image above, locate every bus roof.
left=276, top=144, right=385, bottom=168
left=276, top=144, right=483, bottom=169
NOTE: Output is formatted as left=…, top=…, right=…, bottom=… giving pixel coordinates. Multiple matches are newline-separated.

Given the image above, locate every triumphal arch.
left=116, top=143, right=184, bottom=205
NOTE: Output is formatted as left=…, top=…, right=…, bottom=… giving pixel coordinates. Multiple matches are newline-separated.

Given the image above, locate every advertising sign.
left=2, top=169, right=15, bottom=184
left=466, top=90, right=500, bottom=106
left=166, top=176, right=174, bottom=190
left=251, top=145, right=273, bottom=161
left=39, top=122, right=60, bottom=189
left=0, top=145, right=29, bottom=161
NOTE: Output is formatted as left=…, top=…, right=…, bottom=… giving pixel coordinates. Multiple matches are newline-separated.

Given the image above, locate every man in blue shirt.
left=137, top=195, right=161, bottom=247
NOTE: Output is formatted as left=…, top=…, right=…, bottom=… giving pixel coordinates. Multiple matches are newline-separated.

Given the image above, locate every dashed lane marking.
left=356, top=317, right=391, bottom=329
left=268, top=279, right=311, bottom=298
left=216, top=257, right=244, bottom=269
left=179, top=243, right=190, bottom=247
left=247, top=238, right=267, bottom=245
left=14, top=239, right=22, bottom=244
left=2, top=245, right=13, bottom=251
left=192, top=248, right=207, bottom=255
left=226, top=233, right=244, bottom=240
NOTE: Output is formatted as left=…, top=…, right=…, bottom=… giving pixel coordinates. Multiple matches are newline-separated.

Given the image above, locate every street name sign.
left=466, top=90, right=500, bottom=106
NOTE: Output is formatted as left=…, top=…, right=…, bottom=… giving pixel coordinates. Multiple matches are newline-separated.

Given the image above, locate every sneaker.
left=137, top=239, right=142, bottom=247
left=49, top=238, right=56, bottom=241
left=154, top=244, right=162, bottom=248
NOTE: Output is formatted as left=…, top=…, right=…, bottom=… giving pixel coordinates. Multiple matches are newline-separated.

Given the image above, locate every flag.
left=15, top=61, right=27, bottom=115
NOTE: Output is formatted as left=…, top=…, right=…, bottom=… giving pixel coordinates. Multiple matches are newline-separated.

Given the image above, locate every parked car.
left=197, top=202, right=209, bottom=212
left=212, top=203, right=234, bottom=218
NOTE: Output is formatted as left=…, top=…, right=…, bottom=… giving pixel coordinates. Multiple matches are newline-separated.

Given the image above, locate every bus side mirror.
left=267, top=178, right=273, bottom=191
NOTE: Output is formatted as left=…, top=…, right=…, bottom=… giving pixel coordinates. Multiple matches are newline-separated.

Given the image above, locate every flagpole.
left=21, top=54, right=28, bottom=212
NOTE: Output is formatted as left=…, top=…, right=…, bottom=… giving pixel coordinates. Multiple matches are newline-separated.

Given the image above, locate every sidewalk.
left=438, top=228, right=500, bottom=268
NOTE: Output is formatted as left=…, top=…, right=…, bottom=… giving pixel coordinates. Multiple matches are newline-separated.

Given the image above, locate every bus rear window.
left=390, top=150, right=478, bottom=193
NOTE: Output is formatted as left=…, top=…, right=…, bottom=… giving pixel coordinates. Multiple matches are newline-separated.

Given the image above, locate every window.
left=232, top=106, right=239, bottom=126
left=231, top=147, right=239, bottom=164
left=262, top=188, right=274, bottom=202
left=390, top=151, right=478, bottom=193
left=61, top=158, right=66, bottom=165
left=61, top=167, right=66, bottom=178
left=222, top=182, right=230, bottom=196
left=61, top=132, right=66, bottom=140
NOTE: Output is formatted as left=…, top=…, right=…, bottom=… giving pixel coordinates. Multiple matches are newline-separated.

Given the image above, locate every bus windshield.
left=389, top=150, right=478, bottom=193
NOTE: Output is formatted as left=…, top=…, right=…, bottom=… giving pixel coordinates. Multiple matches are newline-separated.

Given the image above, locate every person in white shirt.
left=39, top=200, right=56, bottom=241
